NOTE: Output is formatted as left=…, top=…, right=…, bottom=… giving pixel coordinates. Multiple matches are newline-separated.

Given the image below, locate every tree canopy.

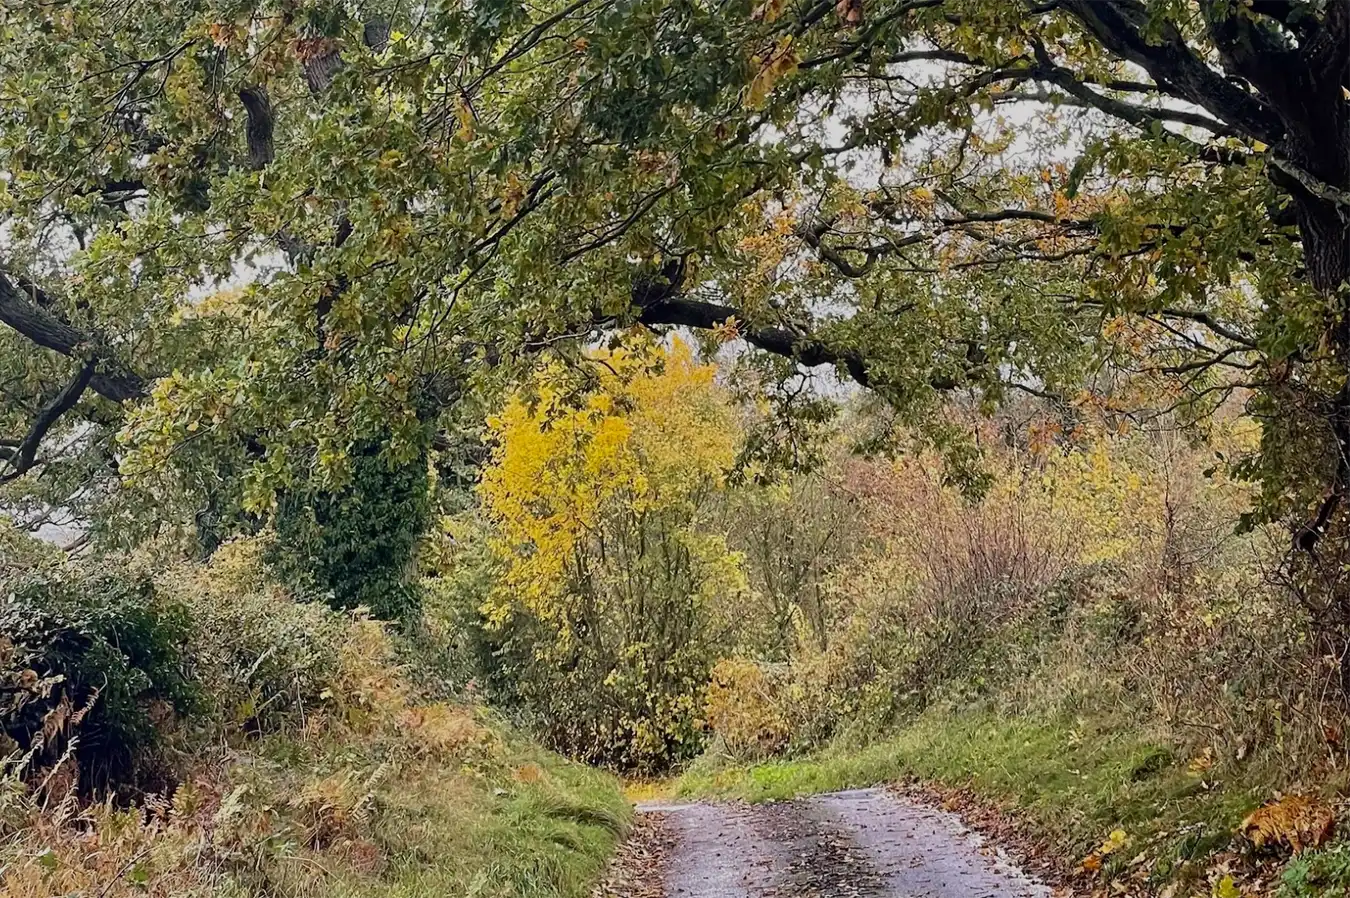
left=1, top=0, right=1347, bottom=563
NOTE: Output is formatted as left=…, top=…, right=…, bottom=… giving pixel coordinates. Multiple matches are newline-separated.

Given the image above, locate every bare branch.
left=0, top=361, right=96, bottom=483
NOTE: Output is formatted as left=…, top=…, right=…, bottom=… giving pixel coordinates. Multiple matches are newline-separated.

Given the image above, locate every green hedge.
left=1, top=568, right=197, bottom=791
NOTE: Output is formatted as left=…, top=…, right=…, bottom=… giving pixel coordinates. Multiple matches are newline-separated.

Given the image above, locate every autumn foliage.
left=473, top=339, right=746, bottom=769
left=436, top=335, right=1350, bottom=814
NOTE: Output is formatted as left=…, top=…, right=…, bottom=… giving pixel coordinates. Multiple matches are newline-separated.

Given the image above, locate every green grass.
left=1280, top=843, right=1350, bottom=898
left=339, top=731, right=629, bottom=898
left=677, top=705, right=1263, bottom=882
left=231, top=714, right=630, bottom=898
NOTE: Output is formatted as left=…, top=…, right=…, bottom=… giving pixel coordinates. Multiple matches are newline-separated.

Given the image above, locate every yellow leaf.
left=501, top=171, right=525, bottom=217
left=454, top=96, right=475, bottom=142
left=745, top=37, right=798, bottom=109
left=1098, top=828, right=1128, bottom=855
left=711, top=315, right=741, bottom=343
left=751, top=0, right=787, bottom=21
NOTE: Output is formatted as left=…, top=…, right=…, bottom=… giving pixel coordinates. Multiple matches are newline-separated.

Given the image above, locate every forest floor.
left=596, top=787, right=1057, bottom=898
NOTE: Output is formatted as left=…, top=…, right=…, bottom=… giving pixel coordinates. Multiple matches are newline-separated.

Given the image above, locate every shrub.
left=704, top=658, right=790, bottom=760
left=720, top=473, right=863, bottom=659
left=0, top=568, right=197, bottom=792
left=1281, top=843, right=1350, bottom=898
left=474, top=340, right=744, bottom=770
left=776, top=564, right=925, bottom=748
left=739, top=425, right=1330, bottom=771
left=163, top=535, right=372, bottom=736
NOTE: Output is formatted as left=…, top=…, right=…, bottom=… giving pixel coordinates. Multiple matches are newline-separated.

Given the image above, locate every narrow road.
left=637, top=788, right=1052, bottom=898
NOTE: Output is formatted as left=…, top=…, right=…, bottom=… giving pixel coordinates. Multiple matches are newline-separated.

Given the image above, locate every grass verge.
left=339, top=723, right=629, bottom=898
left=2, top=708, right=629, bottom=898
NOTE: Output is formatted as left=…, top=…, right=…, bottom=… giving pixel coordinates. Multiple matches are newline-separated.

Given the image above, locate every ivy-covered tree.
left=0, top=1, right=1346, bottom=606
left=268, top=439, right=431, bottom=622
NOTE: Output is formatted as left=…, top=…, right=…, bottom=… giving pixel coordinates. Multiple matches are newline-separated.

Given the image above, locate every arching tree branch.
left=1058, top=0, right=1284, bottom=143
left=629, top=262, right=958, bottom=391
left=0, top=360, right=96, bottom=483
left=0, top=269, right=145, bottom=403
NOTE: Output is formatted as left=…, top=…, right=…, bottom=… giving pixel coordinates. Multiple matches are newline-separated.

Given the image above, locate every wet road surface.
left=639, top=788, right=1052, bottom=898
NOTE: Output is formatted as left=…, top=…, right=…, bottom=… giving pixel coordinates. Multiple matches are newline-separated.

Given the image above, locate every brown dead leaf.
left=514, top=762, right=546, bottom=784
left=835, top=0, right=863, bottom=25
left=1239, top=795, right=1335, bottom=854
left=591, top=813, right=671, bottom=898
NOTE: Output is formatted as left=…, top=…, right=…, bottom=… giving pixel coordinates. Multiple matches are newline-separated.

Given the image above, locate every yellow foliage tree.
left=478, top=338, right=746, bottom=769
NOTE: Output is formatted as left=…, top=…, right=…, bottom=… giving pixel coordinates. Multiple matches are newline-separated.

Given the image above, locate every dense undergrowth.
left=11, top=338, right=1350, bottom=898
left=0, top=537, right=627, bottom=898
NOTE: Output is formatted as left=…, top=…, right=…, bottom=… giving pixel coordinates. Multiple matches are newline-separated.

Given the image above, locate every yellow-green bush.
left=163, top=536, right=353, bottom=737
left=468, top=339, right=748, bottom=770
left=703, top=658, right=790, bottom=760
